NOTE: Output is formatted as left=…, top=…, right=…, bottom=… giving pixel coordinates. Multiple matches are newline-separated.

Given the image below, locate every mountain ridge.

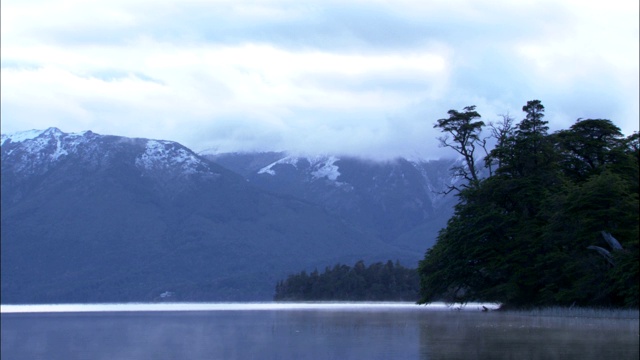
left=206, top=151, right=459, bottom=250
left=1, top=128, right=457, bottom=303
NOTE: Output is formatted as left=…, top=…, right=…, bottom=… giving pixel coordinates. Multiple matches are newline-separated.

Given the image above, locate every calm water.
left=1, top=303, right=638, bottom=359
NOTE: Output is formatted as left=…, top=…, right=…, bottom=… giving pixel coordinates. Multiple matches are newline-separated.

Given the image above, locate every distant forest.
left=419, top=100, right=639, bottom=309
left=274, top=260, right=419, bottom=301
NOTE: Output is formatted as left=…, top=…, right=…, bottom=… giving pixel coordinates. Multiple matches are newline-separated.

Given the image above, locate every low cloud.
left=1, top=0, right=638, bottom=159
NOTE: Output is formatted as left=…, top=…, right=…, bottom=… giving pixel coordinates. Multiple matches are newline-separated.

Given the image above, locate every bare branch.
left=485, top=113, right=515, bottom=172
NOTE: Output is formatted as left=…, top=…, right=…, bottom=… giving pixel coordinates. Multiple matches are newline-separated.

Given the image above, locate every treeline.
left=419, top=100, right=639, bottom=308
left=274, top=260, right=419, bottom=301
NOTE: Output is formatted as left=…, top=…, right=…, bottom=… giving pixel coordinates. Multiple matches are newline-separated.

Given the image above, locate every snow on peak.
left=0, top=127, right=91, bottom=147
left=42, top=127, right=65, bottom=136
left=3, top=128, right=217, bottom=178
left=309, top=155, right=341, bottom=181
left=258, top=155, right=342, bottom=182
left=0, top=128, right=101, bottom=177
left=1, top=127, right=76, bottom=161
left=257, top=155, right=302, bottom=175
left=1, top=129, right=47, bottom=146
left=135, top=139, right=213, bottom=176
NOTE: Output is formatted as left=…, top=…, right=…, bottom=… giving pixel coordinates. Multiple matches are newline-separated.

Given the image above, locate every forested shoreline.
left=419, top=100, right=638, bottom=309
left=274, top=260, right=419, bottom=301
left=273, top=100, right=637, bottom=308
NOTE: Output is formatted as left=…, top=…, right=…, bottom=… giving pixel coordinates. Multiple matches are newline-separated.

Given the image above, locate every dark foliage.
left=274, top=260, right=419, bottom=301
left=419, top=102, right=639, bottom=308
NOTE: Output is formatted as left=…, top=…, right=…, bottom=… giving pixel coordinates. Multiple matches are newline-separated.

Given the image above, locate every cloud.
left=5, top=1, right=570, bottom=51
left=1, top=0, right=638, bottom=160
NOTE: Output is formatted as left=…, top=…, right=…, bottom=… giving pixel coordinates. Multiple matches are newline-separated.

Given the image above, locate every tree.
left=491, top=100, right=554, bottom=178
left=485, top=114, right=515, bottom=176
left=418, top=180, right=516, bottom=304
left=518, top=100, right=548, bottom=137
left=434, top=106, right=485, bottom=191
left=555, top=119, right=625, bottom=182
left=418, top=100, right=639, bottom=308
left=275, top=260, right=420, bottom=301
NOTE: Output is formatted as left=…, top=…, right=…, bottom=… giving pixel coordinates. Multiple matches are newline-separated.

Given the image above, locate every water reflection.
left=418, top=311, right=639, bottom=360
left=1, top=303, right=637, bottom=360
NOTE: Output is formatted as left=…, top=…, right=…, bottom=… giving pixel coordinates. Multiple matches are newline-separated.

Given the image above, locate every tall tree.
left=485, top=114, right=515, bottom=176
left=518, top=100, right=548, bottom=137
left=493, top=99, right=553, bottom=178
left=434, top=106, right=485, bottom=191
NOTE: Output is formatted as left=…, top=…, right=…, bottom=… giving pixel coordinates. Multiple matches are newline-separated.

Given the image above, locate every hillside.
left=1, top=128, right=421, bottom=303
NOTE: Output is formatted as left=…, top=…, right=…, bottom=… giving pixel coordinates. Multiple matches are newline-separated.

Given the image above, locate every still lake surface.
left=2, top=302, right=638, bottom=359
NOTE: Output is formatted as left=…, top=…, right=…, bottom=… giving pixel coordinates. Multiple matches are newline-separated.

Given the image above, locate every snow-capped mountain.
left=2, top=129, right=419, bottom=304
left=206, top=152, right=460, bottom=251
left=2, top=128, right=218, bottom=181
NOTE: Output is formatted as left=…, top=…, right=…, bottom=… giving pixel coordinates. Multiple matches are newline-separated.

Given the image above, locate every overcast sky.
left=1, top=0, right=638, bottom=159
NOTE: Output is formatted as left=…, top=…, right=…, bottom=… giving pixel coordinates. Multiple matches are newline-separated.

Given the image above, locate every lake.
left=2, top=303, right=638, bottom=359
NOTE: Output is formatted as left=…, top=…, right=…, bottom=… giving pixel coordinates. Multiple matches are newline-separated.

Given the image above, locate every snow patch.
left=51, top=137, right=69, bottom=160
left=258, top=156, right=301, bottom=175
left=310, top=156, right=341, bottom=181
left=1, top=129, right=46, bottom=146
left=258, top=155, right=343, bottom=184
left=2, top=127, right=74, bottom=161
left=136, top=139, right=213, bottom=176
left=0, top=128, right=97, bottom=176
left=258, top=166, right=276, bottom=175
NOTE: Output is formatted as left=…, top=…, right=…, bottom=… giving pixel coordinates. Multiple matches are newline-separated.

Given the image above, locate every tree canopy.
left=275, top=260, right=419, bottom=301
left=419, top=101, right=639, bottom=308
left=434, top=105, right=485, bottom=191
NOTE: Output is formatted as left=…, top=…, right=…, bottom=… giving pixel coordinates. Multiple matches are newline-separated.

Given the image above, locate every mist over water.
left=2, top=303, right=638, bottom=360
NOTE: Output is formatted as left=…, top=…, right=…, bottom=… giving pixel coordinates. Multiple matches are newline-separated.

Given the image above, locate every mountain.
left=205, top=152, right=460, bottom=252
left=1, top=128, right=419, bottom=303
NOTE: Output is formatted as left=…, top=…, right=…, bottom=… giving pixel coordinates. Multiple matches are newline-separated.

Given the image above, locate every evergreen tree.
left=555, top=119, right=625, bottom=182
left=418, top=101, right=639, bottom=308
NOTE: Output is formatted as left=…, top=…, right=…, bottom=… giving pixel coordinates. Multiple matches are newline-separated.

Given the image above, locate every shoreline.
left=1, top=302, right=637, bottom=319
